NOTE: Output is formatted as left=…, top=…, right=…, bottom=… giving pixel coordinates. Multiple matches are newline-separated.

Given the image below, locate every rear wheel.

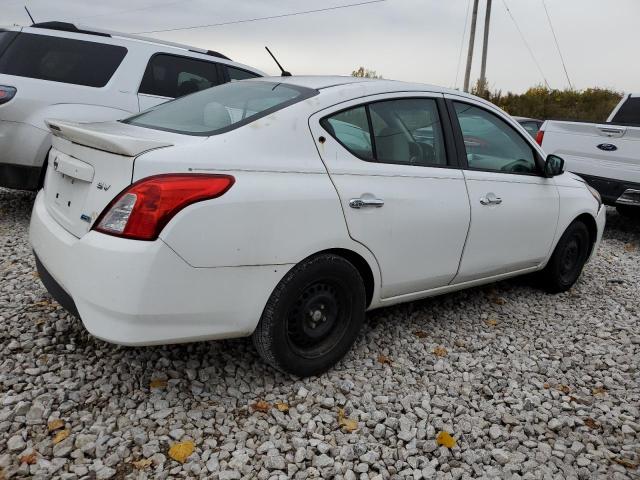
left=540, top=221, right=591, bottom=293
left=616, top=205, right=640, bottom=219
left=252, top=254, right=366, bottom=377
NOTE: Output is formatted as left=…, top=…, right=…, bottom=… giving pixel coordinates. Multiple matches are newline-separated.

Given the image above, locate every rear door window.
left=321, top=98, right=448, bottom=167
left=369, top=98, right=447, bottom=166
left=322, top=106, right=373, bottom=161
left=0, top=33, right=127, bottom=87
left=139, top=54, right=221, bottom=98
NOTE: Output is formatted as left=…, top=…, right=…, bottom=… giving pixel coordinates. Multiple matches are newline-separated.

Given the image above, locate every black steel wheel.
left=252, top=254, right=366, bottom=377
left=540, top=221, right=591, bottom=293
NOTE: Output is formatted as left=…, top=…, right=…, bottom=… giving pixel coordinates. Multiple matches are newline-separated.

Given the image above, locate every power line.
left=500, top=0, right=550, bottom=89
left=130, top=0, right=387, bottom=34
left=454, top=0, right=472, bottom=89
left=69, top=0, right=188, bottom=22
left=542, top=0, right=573, bottom=90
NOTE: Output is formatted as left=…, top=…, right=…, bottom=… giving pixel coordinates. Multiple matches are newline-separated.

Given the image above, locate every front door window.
left=454, top=102, right=538, bottom=174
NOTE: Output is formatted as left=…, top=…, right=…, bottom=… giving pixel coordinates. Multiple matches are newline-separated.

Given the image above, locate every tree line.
left=471, top=80, right=623, bottom=122
left=351, top=68, right=623, bottom=122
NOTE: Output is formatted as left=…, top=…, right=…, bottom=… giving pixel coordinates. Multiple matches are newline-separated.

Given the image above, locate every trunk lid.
left=43, top=119, right=201, bottom=238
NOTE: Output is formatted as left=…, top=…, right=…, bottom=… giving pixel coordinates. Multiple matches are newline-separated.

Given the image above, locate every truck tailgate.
left=542, top=121, right=640, bottom=184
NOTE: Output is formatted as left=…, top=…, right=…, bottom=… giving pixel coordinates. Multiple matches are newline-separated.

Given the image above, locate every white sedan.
left=29, top=76, right=605, bottom=376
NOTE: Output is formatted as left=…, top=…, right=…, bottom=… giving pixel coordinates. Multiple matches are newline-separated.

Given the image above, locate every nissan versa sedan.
left=29, top=76, right=605, bottom=376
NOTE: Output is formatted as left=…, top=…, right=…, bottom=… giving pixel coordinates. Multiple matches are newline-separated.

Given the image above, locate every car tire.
left=616, top=205, right=640, bottom=219
left=540, top=221, right=591, bottom=294
left=252, top=253, right=366, bottom=377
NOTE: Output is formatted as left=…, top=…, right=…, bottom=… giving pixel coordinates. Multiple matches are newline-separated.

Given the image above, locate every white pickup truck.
left=538, top=93, right=640, bottom=216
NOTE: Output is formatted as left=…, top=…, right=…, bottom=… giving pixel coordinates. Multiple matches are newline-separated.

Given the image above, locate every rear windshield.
left=610, top=97, right=640, bottom=126
left=123, top=80, right=317, bottom=135
left=0, top=32, right=127, bottom=87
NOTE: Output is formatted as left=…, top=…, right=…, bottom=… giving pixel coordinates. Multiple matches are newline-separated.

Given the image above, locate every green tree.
left=352, top=66, right=382, bottom=79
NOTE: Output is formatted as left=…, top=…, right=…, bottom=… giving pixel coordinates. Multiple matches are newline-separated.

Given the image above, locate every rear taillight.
left=94, top=174, right=234, bottom=241
left=535, top=129, right=545, bottom=146
left=0, top=86, right=16, bottom=105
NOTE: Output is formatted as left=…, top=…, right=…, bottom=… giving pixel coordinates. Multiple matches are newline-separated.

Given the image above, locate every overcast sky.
left=4, top=0, right=638, bottom=93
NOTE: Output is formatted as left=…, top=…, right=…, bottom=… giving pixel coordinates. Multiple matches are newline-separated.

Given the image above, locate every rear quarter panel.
left=160, top=169, right=365, bottom=267
left=133, top=106, right=382, bottom=300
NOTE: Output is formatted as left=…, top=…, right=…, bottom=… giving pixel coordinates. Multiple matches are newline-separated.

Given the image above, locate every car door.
left=446, top=97, right=559, bottom=283
left=309, top=94, right=471, bottom=299
left=137, top=53, right=223, bottom=110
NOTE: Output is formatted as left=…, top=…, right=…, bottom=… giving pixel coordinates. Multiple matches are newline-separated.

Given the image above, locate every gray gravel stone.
left=95, top=466, right=116, bottom=479
left=491, top=449, right=511, bottom=466
left=489, top=425, right=502, bottom=440
left=7, top=435, right=25, bottom=451
left=263, top=453, right=285, bottom=470
left=0, top=192, right=638, bottom=479
left=218, top=471, right=241, bottom=480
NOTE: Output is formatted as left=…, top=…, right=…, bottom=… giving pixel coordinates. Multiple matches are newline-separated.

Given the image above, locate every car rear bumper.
left=34, top=253, right=80, bottom=319
left=577, top=173, right=640, bottom=206
left=0, top=120, right=51, bottom=189
left=29, top=191, right=291, bottom=346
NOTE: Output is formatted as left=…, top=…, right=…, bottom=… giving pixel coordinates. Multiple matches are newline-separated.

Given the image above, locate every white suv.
left=0, top=21, right=263, bottom=190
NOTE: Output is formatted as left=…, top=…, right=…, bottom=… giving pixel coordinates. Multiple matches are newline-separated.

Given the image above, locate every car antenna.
left=265, top=47, right=291, bottom=77
left=24, top=6, right=35, bottom=24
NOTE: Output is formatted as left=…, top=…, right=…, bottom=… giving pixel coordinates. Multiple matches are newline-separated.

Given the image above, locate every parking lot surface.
left=0, top=187, right=638, bottom=479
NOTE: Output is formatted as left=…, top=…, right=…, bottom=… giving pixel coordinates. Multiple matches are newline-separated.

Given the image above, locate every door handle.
left=596, top=125, right=626, bottom=137
left=480, top=193, right=502, bottom=205
left=349, top=197, right=385, bottom=209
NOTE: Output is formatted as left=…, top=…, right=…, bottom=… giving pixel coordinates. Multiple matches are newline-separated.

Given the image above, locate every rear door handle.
left=480, top=193, right=502, bottom=205
left=349, top=196, right=385, bottom=209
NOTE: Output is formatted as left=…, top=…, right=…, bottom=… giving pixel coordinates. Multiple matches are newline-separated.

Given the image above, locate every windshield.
left=124, top=80, right=317, bottom=135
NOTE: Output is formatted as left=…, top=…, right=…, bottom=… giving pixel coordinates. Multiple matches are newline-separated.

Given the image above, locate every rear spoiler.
left=46, top=119, right=173, bottom=157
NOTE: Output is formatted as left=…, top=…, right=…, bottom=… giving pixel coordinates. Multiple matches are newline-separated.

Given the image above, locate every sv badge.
left=97, top=182, right=111, bottom=191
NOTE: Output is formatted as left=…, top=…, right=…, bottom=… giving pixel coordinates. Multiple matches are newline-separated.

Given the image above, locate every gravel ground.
left=0, top=187, right=638, bottom=480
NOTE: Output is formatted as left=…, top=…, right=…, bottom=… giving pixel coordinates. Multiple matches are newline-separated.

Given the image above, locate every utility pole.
left=463, top=0, right=480, bottom=93
left=479, top=0, right=492, bottom=95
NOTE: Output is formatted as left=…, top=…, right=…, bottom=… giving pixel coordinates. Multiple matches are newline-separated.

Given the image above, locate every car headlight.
left=585, top=184, right=602, bottom=208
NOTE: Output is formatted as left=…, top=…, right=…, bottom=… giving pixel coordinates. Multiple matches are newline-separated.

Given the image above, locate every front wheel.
left=540, top=221, right=591, bottom=294
left=252, top=254, right=366, bottom=377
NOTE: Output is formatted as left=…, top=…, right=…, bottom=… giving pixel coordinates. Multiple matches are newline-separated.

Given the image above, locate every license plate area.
left=51, top=173, right=87, bottom=212
left=44, top=150, right=94, bottom=237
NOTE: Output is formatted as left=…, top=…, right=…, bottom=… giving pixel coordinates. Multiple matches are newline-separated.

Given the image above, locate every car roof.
left=20, top=22, right=223, bottom=57
left=254, top=75, right=473, bottom=96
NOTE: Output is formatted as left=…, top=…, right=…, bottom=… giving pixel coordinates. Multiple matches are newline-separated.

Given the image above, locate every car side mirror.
left=544, top=154, right=564, bottom=177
